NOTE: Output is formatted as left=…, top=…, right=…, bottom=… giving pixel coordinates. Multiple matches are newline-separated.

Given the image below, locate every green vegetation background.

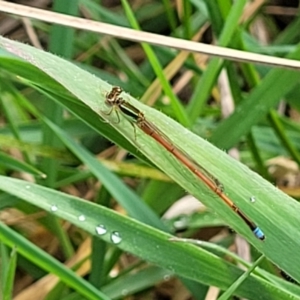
left=1, top=1, right=300, bottom=299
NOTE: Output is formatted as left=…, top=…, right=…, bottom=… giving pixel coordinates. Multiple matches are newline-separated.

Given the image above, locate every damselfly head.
left=105, top=86, right=123, bottom=107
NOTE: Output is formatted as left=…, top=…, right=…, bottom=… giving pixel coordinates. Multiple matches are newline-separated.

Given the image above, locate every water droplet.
left=25, top=185, right=30, bottom=189
left=164, top=274, right=171, bottom=281
left=121, top=289, right=128, bottom=296
left=78, top=215, right=86, bottom=221
left=95, top=225, right=107, bottom=235
left=111, top=231, right=122, bottom=244
left=250, top=196, right=256, bottom=203
left=50, top=205, right=58, bottom=212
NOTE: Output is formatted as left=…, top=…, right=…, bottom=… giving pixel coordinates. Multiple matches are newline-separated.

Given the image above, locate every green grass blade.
left=0, top=221, right=110, bottom=300
left=187, top=0, right=247, bottom=120
left=210, top=44, right=300, bottom=149
left=2, top=247, right=17, bottom=300
left=0, top=151, right=46, bottom=178
left=218, top=255, right=265, bottom=300
left=121, top=0, right=191, bottom=126
left=0, top=176, right=299, bottom=299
